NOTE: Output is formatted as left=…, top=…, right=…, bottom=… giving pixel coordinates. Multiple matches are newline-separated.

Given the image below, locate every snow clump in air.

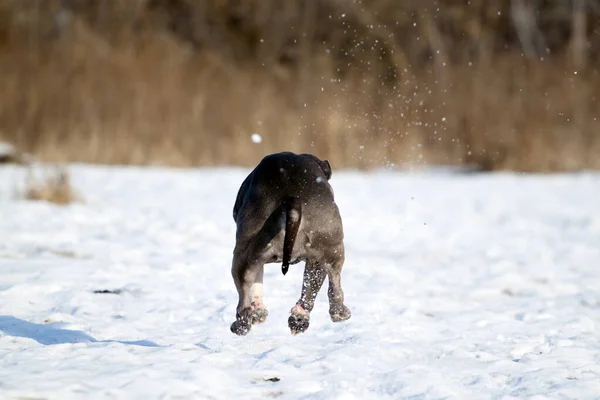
left=251, top=133, right=262, bottom=144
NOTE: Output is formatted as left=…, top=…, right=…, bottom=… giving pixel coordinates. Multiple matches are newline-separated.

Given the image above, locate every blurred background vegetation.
left=0, top=0, right=599, bottom=172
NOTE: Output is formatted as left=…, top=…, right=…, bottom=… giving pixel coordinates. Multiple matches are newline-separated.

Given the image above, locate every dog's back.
left=234, top=152, right=332, bottom=218
left=235, top=152, right=338, bottom=222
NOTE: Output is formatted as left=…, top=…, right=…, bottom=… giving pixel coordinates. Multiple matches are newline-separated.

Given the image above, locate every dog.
left=230, top=152, right=351, bottom=335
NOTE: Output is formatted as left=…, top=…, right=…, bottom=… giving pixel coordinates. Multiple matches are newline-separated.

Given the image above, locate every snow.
left=251, top=133, right=263, bottom=144
left=1, top=164, right=600, bottom=399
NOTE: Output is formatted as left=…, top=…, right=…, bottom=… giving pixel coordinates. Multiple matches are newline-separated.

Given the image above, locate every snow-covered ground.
left=1, top=163, right=599, bottom=399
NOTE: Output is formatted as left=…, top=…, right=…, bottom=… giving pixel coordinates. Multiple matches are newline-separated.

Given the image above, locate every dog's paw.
left=330, top=304, right=351, bottom=322
left=289, top=304, right=310, bottom=334
left=230, top=319, right=251, bottom=335
left=250, top=307, right=268, bottom=325
left=231, top=308, right=253, bottom=335
left=288, top=313, right=310, bottom=335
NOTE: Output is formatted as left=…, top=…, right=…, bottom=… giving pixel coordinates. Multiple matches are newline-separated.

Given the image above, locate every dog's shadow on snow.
left=0, top=316, right=160, bottom=347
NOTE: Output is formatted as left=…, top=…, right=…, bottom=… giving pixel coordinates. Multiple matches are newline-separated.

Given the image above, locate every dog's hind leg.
left=249, top=265, right=268, bottom=324
left=326, top=249, right=351, bottom=323
left=230, top=207, right=284, bottom=335
left=230, top=251, right=263, bottom=335
left=289, top=261, right=326, bottom=335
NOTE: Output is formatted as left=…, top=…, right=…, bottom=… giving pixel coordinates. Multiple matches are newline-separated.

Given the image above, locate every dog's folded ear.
left=321, top=159, right=332, bottom=180
left=300, top=153, right=332, bottom=180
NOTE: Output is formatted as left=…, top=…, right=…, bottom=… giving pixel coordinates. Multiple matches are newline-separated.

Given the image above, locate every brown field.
left=1, top=0, right=599, bottom=172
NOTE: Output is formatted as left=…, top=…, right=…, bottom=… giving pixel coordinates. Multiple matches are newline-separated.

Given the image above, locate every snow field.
left=0, top=164, right=599, bottom=399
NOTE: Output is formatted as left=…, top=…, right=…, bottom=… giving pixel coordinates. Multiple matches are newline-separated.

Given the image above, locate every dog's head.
left=301, top=154, right=332, bottom=180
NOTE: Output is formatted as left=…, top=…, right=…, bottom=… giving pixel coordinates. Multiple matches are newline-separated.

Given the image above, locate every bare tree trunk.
left=571, top=0, right=590, bottom=167
left=571, top=0, right=587, bottom=71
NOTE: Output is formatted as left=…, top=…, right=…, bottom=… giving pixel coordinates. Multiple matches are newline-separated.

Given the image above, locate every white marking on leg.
left=250, top=282, right=263, bottom=307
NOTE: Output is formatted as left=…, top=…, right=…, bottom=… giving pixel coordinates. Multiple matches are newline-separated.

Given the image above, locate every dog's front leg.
left=230, top=254, right=262, bottom=335
left=289, top=261, right=326, bottom=335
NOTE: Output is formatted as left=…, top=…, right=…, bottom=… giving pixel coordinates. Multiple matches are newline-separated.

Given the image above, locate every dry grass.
left=0, top=0, right=599, bottom=172
left=21, top=166, right=80, bottom=205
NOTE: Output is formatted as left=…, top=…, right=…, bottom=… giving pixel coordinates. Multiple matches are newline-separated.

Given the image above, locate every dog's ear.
left=301, top=153, right=332, bottom=180
left=320, top=159, right=332, bottom=180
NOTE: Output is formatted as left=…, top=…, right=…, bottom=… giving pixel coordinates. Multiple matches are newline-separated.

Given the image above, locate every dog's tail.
left=282, top=196, right=301, bottom=276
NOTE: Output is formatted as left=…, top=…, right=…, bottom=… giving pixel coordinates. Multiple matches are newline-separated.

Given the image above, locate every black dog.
left=230, top=152, right=351, bottom=335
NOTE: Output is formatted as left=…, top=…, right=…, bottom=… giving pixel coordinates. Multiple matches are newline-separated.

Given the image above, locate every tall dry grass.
left=0, top=0, right=599, bottom=172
